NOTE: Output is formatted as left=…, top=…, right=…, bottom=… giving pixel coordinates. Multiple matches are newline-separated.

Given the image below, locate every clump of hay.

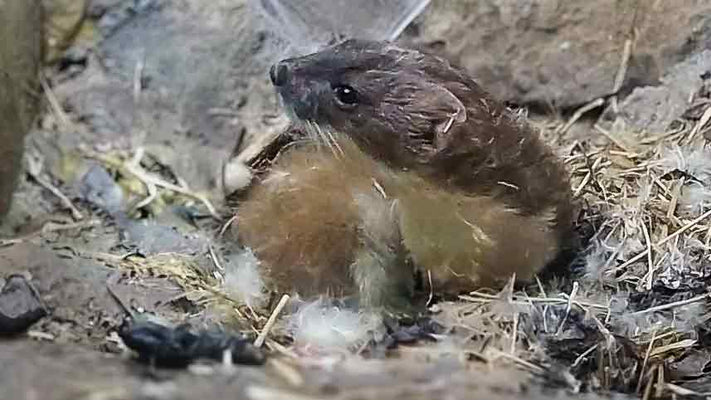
left=486, top=103, right=711, bottom=396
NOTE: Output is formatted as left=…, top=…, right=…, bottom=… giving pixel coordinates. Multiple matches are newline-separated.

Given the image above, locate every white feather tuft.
left=286, top=300, right=385, bottom=351
left=658, top=144, right=711, bottom=216
left=222, top=248, right=266, bottom=308
left=680, top=181, right=711, bottom=215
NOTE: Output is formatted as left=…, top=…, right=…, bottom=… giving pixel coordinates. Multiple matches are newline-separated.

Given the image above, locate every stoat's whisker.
left=302, top=121, right=344, bottom=159
left=314, top=123, right=340, bottom=158
left=322, top=125, right=345, bottom=158
left=304, top=120, right=320, bottom=147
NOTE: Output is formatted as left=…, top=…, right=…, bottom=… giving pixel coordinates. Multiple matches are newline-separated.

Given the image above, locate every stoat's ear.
left=383, top=80, right=467, bottom=155
left=427, top=84, right=467, bottom=133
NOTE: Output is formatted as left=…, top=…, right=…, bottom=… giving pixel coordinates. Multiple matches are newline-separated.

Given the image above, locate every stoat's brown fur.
left=236, top=39, right=574, bottom=309
left=238, top=136, right=563, bottom=309
left=237, top=138, right=411, bottom=308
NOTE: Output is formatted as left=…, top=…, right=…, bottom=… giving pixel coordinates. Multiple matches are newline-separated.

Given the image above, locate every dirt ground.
left=1, top=1, right=711, bottom=399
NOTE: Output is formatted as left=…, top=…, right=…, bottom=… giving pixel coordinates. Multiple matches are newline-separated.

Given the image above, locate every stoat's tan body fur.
left=237, top=136, right=560, bottom=309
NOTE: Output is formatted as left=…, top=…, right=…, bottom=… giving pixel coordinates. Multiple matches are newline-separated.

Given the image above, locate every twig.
left=534, top=275, right=547, bottom=298
left=607, top=20, right=637, bottom=114
left=588, top=314, right=616, bottom=371
left=222, top=349, right=234, bottom=371
left=89, top=151, right=220, bottom=219
left=573, top=170, right=592, bottom=198
left=106, top=284, right=135, bottom=318
left=254, top=294, right=290, bottom=348
left=207, top=245, right=224, bottom=272
left=488, top=349, right=546, bottom=374
left=219, top=215, right=238, bottom=237
left=573, top=156, right=602, bottom=197
left=426, top=269, right=434, bottom=307
left=26, top=153, right=84, bottom=220
left=265, top=338, right=299, bottom=358
left=133, top=178, right=158, bottom=210
left=612, top=38, right=634, bottom=94
left=629, top=293, right=710, bottom=316
left=127, top=161, right=219, bottom=218
left=667, top=178, right=684, bottom=220
left=640, top=218, right=654, bottom=290
left=371, top=178, right=387, bottom=199
left=555, top=281, right=579, bottom=335
left=31, top=173, right=84, bottom=220
left=208, top=244, right=225, bottom=282
left=685, top=106, right=711, bottom=145
left=642, top=364, right=657, bottom=400
left=572, top=344, right=598, bottom=368
left=556, top=98, right=605, bottom=136
left=0, top=219, right=100, bottom=247
left=594, top=124, right=634, bottom=153
left=649, top=339, right=696, bottom=358
left=39, top=74, right=71, bottom=130
left=655, top=362, right=665, bottom=399
left=636, top=329, right=657, bottom=394
left=459, top=293, right=608, bottom=311
left=127, top=147, right=163, bottom=212
left=510, top=312, right=519, bottom=355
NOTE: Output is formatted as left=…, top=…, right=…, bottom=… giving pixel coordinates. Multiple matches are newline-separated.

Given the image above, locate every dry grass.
left=473, top=102, right=711, bottom=396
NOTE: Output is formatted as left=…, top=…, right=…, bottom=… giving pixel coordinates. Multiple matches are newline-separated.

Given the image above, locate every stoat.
left=236, top=39, right=575, bottom=310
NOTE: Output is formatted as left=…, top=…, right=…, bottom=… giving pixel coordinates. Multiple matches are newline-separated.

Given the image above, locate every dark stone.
left=0, top=275, right=47, bottom=335
left=117, top=317, right=267, bottom=368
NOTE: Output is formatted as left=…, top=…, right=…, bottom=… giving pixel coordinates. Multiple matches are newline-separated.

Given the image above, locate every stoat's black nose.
left=269, top=62, right=289, bottom=87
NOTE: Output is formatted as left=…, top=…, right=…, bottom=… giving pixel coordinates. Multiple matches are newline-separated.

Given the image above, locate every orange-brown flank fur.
left=237, top=136, right=562, bottom=307
left=237, top=139, right=388, bottom=299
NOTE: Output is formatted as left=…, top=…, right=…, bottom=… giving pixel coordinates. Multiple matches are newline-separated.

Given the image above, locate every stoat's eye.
left=333, top=85, right=359, bottom=108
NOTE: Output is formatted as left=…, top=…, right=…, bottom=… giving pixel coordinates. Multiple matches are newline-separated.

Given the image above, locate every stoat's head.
left=269, top=39, right=497, bottom=168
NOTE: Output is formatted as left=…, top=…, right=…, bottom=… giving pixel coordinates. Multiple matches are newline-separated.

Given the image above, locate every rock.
left=86, top=0, right=129, bottom=19
left=53, top=0, right=266, bottom=197
left=0, top=275, right=47, bottom=335
left=0, top=0, right=42, bottom=222
left=79, top=163, right=125, bottom=216
left=403, top=0, right=711, bottom=108
left=120, top=218, right=211, bottom=255
left=613, top=50, right=711, bottom=134
left=117, top=317, right=266, bottom=367
left=92, top=0, right=161, bottom=35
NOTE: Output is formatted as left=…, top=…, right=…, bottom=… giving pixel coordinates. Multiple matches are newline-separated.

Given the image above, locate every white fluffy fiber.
left=221, top=248, right=266, bottom=308
left=658, top=144, right=711, bottom=215
left=286, top=300, right=385, bottom=351
left=220, top=248, right=385, bottom=351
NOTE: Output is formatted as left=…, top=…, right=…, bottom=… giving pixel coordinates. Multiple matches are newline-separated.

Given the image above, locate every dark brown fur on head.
left=271, top=39, right=574, bottom=245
